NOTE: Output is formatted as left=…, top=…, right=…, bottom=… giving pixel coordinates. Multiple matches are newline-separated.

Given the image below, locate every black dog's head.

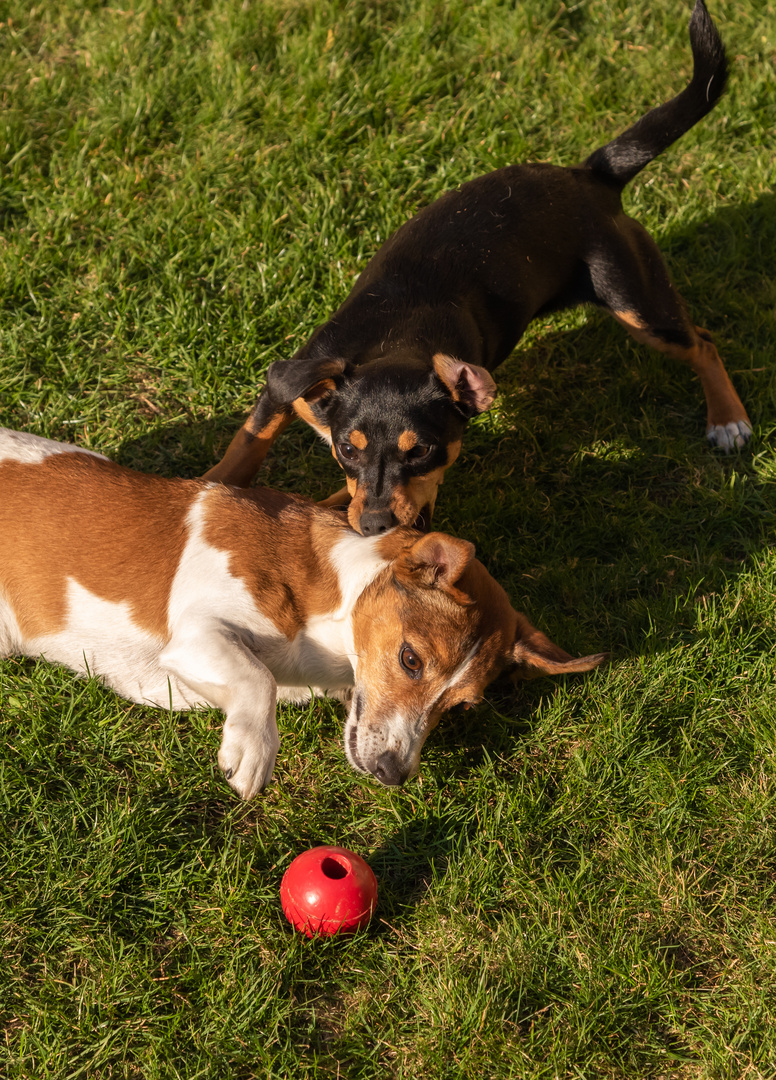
left=265, top=352, right=497, bottom=534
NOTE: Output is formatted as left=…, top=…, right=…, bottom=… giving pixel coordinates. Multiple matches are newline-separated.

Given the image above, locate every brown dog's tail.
left=583, top=0, right=726, bottom=188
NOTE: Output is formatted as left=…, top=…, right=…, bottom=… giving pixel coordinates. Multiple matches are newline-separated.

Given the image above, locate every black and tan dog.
left=207, top=0, right=751, bottom=535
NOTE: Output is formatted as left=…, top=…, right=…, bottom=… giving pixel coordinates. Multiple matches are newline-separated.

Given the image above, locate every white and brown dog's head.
left=347, top=531, right=606, bottom=785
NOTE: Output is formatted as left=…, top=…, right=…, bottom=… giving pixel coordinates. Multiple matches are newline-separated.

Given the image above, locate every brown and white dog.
left=0, top=429, right=604, bottom=796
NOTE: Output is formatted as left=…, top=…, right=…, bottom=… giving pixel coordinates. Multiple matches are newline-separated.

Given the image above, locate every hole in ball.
left=321, top=855, right=350, bottom=879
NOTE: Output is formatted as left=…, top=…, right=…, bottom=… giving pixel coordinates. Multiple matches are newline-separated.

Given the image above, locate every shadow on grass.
left=366, top=812, right=461, bottom=921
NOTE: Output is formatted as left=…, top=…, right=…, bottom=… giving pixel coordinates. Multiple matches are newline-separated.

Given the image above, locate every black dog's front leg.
left=203, top=388, right=293, bottom=486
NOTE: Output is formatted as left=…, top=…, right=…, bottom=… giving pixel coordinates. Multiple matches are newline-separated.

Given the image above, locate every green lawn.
left=1, top=0, right=776, bottom=1076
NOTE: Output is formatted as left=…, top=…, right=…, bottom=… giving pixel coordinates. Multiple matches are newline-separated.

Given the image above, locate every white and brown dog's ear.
left=265, top=356, right=348, bottom=409
left=432, top=353, right=497, bottom=416
left=510, top=612, right=607, bottom=679
left=394, top=532, right=476, bottom=605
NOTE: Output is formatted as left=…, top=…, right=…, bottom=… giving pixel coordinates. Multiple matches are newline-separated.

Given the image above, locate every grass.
left=1, top=0, right=775, bottom=1075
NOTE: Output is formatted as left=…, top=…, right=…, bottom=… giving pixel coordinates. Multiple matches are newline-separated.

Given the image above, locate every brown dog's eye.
left=406, top=444, right=433, bottom=461
left=338, top=442, right=356, bottom=461
left=399, top=645, right=423, bottom=678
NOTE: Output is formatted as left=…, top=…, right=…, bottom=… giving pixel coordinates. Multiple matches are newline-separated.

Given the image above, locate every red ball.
left=280, top=846, right=378, bottom=937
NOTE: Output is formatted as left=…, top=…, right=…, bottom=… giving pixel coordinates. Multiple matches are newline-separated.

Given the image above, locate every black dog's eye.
left=406, top=444, right=434, bottom=462
left=399, top=645, right=423, bottom=678
left=338, top=442, right=356, bottom=461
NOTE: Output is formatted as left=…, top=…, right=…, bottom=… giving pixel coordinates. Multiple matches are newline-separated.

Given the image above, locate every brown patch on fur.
left=388, top=440, right=461, bottom=527
left=352, top=561, right=480, bottom=723
left=201, top=486, right=345, bottom=635
left=203, top=410, right=293, bottom=486
left=348, top=537, right=577, bottom=761
left=346, top=479, right=367, bottom=532
left=347, top=529, right=604, bottom=781
left=432, top=353, right=463, bottom=400
left=445, top=438, right=463, bottom=468
left=355, top=534, right=484, bottom=690
left=444, top=560, right=605, bottom=699
left=511, top=609, right=607, bottom=678
left=292, top=396, right=332, bottom=441
left=392, top=532, right=476, bottom=606
left=397, top=430, right=417, bottom=453
left=0, top=454, right=196, bottom=640
left=349, top=430, right=368, bottom=450
left=612, top=315, right=750, bottom=431
left=390, top=470, right=444, bottom=526
left=684, top=332, right=752, bottom=430
left=611, top=309, right=647, bottom=333
left=374, top=525, right=422, bottom=563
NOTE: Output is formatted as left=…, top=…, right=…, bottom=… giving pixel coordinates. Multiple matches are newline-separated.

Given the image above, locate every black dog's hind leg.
left=589, top=215, right=751, bottom=451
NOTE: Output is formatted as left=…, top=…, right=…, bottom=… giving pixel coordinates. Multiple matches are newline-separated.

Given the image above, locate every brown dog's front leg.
left=204, top=392, right=293, bottom=486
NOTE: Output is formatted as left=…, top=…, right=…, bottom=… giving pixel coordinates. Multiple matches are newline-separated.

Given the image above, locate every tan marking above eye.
left=397, top=430, right=418, bottom=453
left=349, top=430, right=368, bottom=450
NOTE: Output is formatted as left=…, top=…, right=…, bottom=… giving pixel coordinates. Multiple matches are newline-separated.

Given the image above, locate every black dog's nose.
left=359, top=508, right=396, bottom=535
left=372, top=751, right=408, bottom=787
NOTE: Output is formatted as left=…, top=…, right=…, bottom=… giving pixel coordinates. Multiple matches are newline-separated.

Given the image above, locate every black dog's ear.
left=432, top=353, right=497, bottom=417
left=265, top=356, right=348, bottom=408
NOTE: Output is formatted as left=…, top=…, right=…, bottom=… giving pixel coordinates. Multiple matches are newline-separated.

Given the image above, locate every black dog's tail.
left=583, top=0, right=726, bottom=188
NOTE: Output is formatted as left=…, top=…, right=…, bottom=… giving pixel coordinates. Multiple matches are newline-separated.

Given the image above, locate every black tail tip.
left=690, top=0, right=726, bottom=58
left=689, top=0, right=727, bottom=100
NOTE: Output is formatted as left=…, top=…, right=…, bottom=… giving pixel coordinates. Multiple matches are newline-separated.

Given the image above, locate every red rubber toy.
left=280, top=846, right=378, bottom=937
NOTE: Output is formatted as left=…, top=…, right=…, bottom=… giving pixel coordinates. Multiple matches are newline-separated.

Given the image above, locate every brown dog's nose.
left=359, top=508, right=396, bottom=535
left=372, top=751, right=408, bottom=786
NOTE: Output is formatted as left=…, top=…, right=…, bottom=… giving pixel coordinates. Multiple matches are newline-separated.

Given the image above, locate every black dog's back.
left=305, top=164, right=618, bottom=371
left=300, top=1, right=728, bottom=375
